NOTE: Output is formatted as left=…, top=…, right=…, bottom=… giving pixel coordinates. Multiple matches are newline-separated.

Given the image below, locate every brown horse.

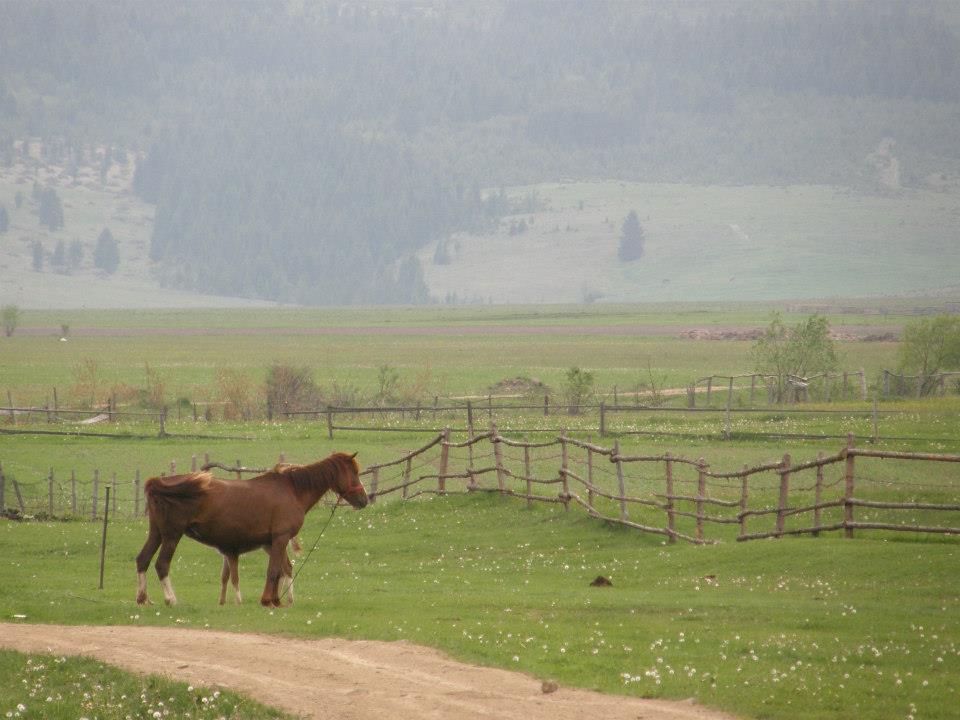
left=135, top=452, right=367, bottom=607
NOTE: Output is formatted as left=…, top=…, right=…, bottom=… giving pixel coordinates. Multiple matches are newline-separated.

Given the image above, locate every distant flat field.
left=420, top=181, right=960, bottom=303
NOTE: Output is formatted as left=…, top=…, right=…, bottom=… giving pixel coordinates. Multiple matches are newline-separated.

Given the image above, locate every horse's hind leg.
left=218, top=553, right=241, bottom=605
left=135, top=523, right=162, bottom=605
left=219, top=555, right=230, bottom=605
left=154, top=532, right=183, bottom=605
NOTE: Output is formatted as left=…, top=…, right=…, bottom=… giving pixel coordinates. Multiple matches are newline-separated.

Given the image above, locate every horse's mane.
left=267, top=453, right=358, bottom=494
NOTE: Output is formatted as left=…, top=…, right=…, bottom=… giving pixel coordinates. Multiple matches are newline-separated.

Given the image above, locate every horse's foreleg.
left=135, top=524, right=162, bottom=605
left=261, top=537, right=289, bottom=607
left=219, top=555, right=230, bottom=605
left=228, top=553, right=241, bottom=604
left=154, top=534, right=183, bottom=606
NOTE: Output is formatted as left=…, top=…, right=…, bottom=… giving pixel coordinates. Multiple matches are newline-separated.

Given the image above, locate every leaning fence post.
left=696, top=458, right=707, bottom=542
left=134, top=471, right=140, bottom=519
left=813, top=453, right=824, bottom=536
left=491, top=424, right=504, bottom=493
left=91, top=469, right=100, bottom=520
left=402, top=456, right=412, bottom=499
left=844, top=433, right=856, bottom=539
left=776, top=453, right=791, bottom=538
left=587, top=447, right=595, bottom=510
left=613, top=440, right=628, bottom=522
left=70, top=470, right=77, bottom=515
left=48, top=468, right=54, bottom=517
left=664, top=453, right=676, bottom=542
left=13, top=479, right=25, bottom=514
left=738, top=465, right=749, bottom=540
left=524, top=445, right=532, bottom=510
left=98, top=486, right=110, bottom=590
left=559, top=431, right=569, bottom=511
left=439, top=428, right=451, bottom=494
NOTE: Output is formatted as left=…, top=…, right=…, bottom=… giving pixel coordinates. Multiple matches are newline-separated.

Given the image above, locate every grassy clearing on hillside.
left=0, top=650, right=290, bottom=720
left=0, top=494, right=957, bottom=720
left=420, top=182, right=960, bottom=303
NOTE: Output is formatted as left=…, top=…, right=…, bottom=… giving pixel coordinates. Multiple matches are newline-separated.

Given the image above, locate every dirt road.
left=0, top=623, right=738, bottom=720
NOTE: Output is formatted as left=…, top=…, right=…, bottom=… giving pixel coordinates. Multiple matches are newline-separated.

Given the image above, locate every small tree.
left=51, top=239, right=66, bottom=270
left=37, top=187, right=64, bottom=230
left=618, top=210, right=645, bottom=262
left=898, top=315, right=960, bottom=395
left=2, top=304, right=20, bottom=336
left=0, top=203, right=8, bottom=233
left=264, top=364, right=321, bottom=415
left=67, top=239, right=84, bottom=270
left=31, top=240, right=44, bottom=271
left=751, top=312, right=838, bottom=403
left=563, top=366, right=595, bottom=415
left=93, top=227, right=119, bottom=274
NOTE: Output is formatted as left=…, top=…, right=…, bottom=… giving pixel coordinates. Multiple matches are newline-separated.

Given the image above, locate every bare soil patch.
left=0, top=623, right=737, bottom=720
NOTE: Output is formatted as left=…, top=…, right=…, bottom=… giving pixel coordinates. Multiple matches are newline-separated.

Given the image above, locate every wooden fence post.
left=191, top=454, right=197, bottom=472
left=738, top=465, right=749, bottom=540
left=724, top=378, right=732, bottom=440
left=235, top=460, right=242, bottom=481
left=749, top=374, right=756, bottom=405
left=134, top=470, right=140, bottom=519
left=491, top=424, right=504, bottom=493
left=370, top=467, right=379, bottom=504
left=613, top=440, right=628, bottom=521
left=466, top=401, right=474, bottom=435
left=48, top=468, right=54, bottom=516
left=543, top=394, right=549, bottom=417
left=524, top=445, right=532, bottom=509
left=859, top=369, right=868, bottom=401
left=158, top=408, right=166, bottom=437
left=665, top=453, right=676, bottom=543
left=439, top=428, right=450, bottom=494
left=813, top=453, right=824, bottom=536
left=559, top=431, right=569, bottom=511
left=587, top=447, right=595, bottom=510
left=842, top=372, right=849, bottom=398
left=170, top=460, right=176, bottom=475
left=70, top=470, right=77, bottom=515
left=883, top=370, right=890, bottom=398
left=844, top=433, right=856, bottom=538
left=696, top=458, right=707, bottom=542
left=91, top=469, right=100, bottom=520
left=326, top=406, right=334, bottom=439
left=599, top=401, right=606, bottom=437
left=402, top=456, right=412, bottom=499
left=872, top=398, right=879, bottom=443
left=53, top=387, right=59, bottom=421
left=705, top=377, right=713, bottom=405
left=688, top=386, right=695, bottom=408
left=7, top=389, right=15, bottom=425
left=776, top=454, right=791, bottom=537
left=98, top=487, right=110, bottom=590
left=13, top=480, right=25, bottom=514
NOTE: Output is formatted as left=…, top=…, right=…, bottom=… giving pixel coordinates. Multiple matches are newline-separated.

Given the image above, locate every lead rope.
left=278, top=502, right=339, bottom=604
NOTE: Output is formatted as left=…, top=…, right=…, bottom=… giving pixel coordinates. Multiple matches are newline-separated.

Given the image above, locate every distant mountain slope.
left=419, top=182, right=960, bottom=303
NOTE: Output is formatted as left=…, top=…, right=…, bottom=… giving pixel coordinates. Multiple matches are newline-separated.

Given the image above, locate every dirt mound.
left=488, top=376, right=549, bottom=396
left=0, top=623, right=736, bottom=720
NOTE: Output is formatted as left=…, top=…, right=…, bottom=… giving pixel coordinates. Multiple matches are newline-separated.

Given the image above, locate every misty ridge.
left=1, top=0, right=959, bottom=306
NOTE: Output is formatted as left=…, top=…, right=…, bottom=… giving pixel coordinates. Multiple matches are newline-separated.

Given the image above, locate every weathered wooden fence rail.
left=4, top=433, right=959, bottom=544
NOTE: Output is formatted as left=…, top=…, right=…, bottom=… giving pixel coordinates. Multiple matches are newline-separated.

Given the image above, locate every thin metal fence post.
left=98, top=486, right=110, bottom=590
left=844, top=433, right=856, bottom=539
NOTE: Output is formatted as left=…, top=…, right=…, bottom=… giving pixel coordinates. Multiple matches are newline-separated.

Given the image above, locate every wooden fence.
left=7, top=432, right=956, bottom=543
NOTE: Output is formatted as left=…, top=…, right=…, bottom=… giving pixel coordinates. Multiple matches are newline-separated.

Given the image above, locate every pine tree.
left=37, top=187, right=64, bottom=230
left=31, top=240, right=44, bottom=271
left=51, top=239, right=66, bottom=269
left=618, top=210, right=644, bottom=262
left=68, top=239, right=84, bottom=270
left=0, top=204, right=8, bottom=233
left=93, top=227, right=119, bottom=274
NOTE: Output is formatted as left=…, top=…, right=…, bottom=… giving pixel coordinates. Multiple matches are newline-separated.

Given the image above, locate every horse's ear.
left=349, top=451, right=358, bottom=460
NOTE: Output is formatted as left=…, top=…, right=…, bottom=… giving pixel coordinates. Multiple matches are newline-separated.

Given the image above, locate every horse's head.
left=333, top=451, right=368, bottom=509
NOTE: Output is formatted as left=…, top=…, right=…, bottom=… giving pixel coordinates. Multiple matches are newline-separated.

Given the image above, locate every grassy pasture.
left=0, top=494, right=957, bottom=720
left=0, top=650, right=289, bottom=720
left=1, top=305, right=958, bottom=720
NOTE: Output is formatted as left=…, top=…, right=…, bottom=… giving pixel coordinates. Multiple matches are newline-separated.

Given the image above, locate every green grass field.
left=0, top=495, right=957, bottom=720
left=1, top=305, right=958, bottom=720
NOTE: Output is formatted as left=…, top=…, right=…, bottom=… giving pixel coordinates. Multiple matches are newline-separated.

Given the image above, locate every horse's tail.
left=144, top=472, right=214, bottom=518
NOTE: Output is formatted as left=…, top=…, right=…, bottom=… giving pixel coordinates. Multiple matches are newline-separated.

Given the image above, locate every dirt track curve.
left=0, top=624, right=738, bottom=720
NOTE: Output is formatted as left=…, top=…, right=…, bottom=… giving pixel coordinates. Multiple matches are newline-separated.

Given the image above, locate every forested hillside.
left=1, top=1, right=958, bottom=304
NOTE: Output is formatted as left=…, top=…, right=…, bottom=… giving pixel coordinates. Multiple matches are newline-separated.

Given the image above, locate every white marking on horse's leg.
left=160, top=576, right=178, bottom=605
left=136, top=572, right=150, bottom=605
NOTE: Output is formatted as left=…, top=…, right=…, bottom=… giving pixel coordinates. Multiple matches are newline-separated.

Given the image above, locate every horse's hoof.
left=136, top=593, right=150, bottom=605
left=164, top=598, right=177, bottom=606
